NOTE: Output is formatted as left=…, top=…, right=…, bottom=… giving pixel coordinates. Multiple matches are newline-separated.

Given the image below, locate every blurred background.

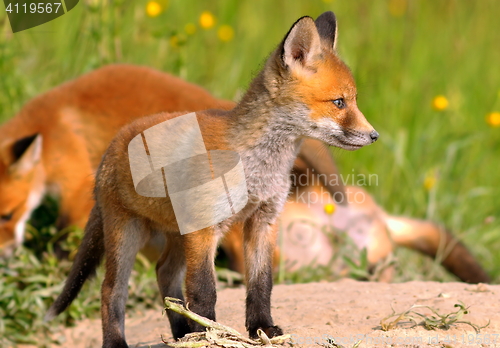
left=0, top=0, right=499, bottom=345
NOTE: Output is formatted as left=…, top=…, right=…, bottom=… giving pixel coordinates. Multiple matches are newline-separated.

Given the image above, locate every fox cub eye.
left=0, top=212, right=13, bottom=222
left=332, top=98, right=346, bottom=109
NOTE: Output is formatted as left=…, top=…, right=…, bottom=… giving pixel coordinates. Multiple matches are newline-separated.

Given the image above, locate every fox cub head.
left=0, top=134, right=44, bottom=249
left=264, top=12, right=378, bottom=150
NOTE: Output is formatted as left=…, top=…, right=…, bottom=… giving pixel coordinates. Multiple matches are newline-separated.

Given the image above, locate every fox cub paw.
left=249, top=325, right=284, bottom=339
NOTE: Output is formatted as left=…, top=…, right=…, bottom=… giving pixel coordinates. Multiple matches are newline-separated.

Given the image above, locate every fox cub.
left=47, top=12, right=378, bottom=347
left=0, top=64, right=233, bottom=251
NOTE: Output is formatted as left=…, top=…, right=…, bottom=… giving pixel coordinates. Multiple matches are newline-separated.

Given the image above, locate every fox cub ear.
left=3, top=134, right=43, bottom=175
left=281, top=16, right=322, bottom=73
left=315, top=11, right=338, bottom=51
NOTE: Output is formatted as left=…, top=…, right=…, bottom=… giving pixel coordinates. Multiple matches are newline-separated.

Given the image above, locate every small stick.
left=257, top=329, right=271, bottom=345
left=168, top=340, right=210, bottom=348
left=164, top=297, right=257, bottom=344
left=163, top=297, right=291, bottom=347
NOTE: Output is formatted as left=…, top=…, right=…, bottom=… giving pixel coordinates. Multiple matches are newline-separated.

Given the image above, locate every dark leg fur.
left=101, top=216, right=149, bottom=348
left=156, top=234, right=191, bottom=339
left=245, top=265, right=283, bottom=339
left=182, top=229, right=218, bottom=334
left=243, top=211, right=282, bottom=338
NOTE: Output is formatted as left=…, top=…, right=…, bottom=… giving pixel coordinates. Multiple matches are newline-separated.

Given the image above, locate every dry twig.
left=162, top=297, right=290, bottom=347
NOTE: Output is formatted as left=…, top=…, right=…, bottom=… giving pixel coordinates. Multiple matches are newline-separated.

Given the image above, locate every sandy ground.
left=50, top=279, right=499, bottom=348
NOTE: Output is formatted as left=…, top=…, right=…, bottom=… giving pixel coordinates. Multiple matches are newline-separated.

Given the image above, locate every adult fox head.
left=0, top=134, right=45, bottom=249
left=262, top=12, right=378, bottom=150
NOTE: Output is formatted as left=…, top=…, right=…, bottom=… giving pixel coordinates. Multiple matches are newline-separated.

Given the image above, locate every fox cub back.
left=47, top=11, right=377, bottom=348
left=0, top=64, right=235, bottom=253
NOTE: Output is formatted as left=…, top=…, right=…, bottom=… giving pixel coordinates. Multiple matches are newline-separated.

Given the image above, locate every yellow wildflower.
left=146, top=1, right=162, bottom=18
left=324, top=203, right=336, bottom=215
left=185, top=23, right=196, bottom=35
left=423, top=170, right=438, bottom=191
left=217, top=25, right=234, bottom=42
left=486, top=112, right=500, bottom=127
left=432, top=95, right=449, bottom=111
left=199, top=11, right=215, bottom=29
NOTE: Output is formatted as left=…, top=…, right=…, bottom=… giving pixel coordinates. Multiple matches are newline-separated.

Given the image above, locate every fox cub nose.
left=370, top=130, right=379, bottom=143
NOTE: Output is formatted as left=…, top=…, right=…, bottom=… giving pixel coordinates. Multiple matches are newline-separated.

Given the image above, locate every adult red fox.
left=47, top=12, right=380, bottom=346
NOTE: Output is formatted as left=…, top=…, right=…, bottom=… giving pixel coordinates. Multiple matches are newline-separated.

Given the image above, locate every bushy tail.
left=45, top=205, right=105, bottom=320
left=385, top=215, right=490, bottom=284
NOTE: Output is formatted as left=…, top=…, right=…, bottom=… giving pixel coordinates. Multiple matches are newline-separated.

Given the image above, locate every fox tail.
left=45, top=205, right=105, bottom=320
left=385, top=215, right=490, bottom=283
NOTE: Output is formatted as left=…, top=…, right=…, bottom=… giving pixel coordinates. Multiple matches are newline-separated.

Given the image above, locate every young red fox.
left=0, top=64, right=233, bottom=251
left=47, top=12, right=379, bottom=346
left=222, top=168, right=490, bottom=283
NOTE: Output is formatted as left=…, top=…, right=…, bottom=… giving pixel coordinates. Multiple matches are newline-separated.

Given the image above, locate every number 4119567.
left=6, top=3, right=62, bottom=14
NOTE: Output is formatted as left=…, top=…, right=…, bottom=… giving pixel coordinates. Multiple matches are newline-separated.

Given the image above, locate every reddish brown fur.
left=46, top=15, right=488, bottom=348
left=301, top=55, right=372, bottom=132
left=0, top=64, right=234, bottom=248
left=68, top=15, right=378, bottom=344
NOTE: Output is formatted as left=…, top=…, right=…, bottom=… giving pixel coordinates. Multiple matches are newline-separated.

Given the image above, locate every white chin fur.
left=14, top=185, right=45, bottom=245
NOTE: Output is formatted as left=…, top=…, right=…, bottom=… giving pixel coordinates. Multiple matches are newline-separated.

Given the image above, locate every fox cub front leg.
left=243, top=203, right=283, bottom=338
left=183, top=228, right=219, bottom=332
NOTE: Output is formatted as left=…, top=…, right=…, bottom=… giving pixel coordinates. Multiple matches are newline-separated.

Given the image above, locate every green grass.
left=1, top=0, right=499, bottom=345
left=0, top=225, right=159, bottom=347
